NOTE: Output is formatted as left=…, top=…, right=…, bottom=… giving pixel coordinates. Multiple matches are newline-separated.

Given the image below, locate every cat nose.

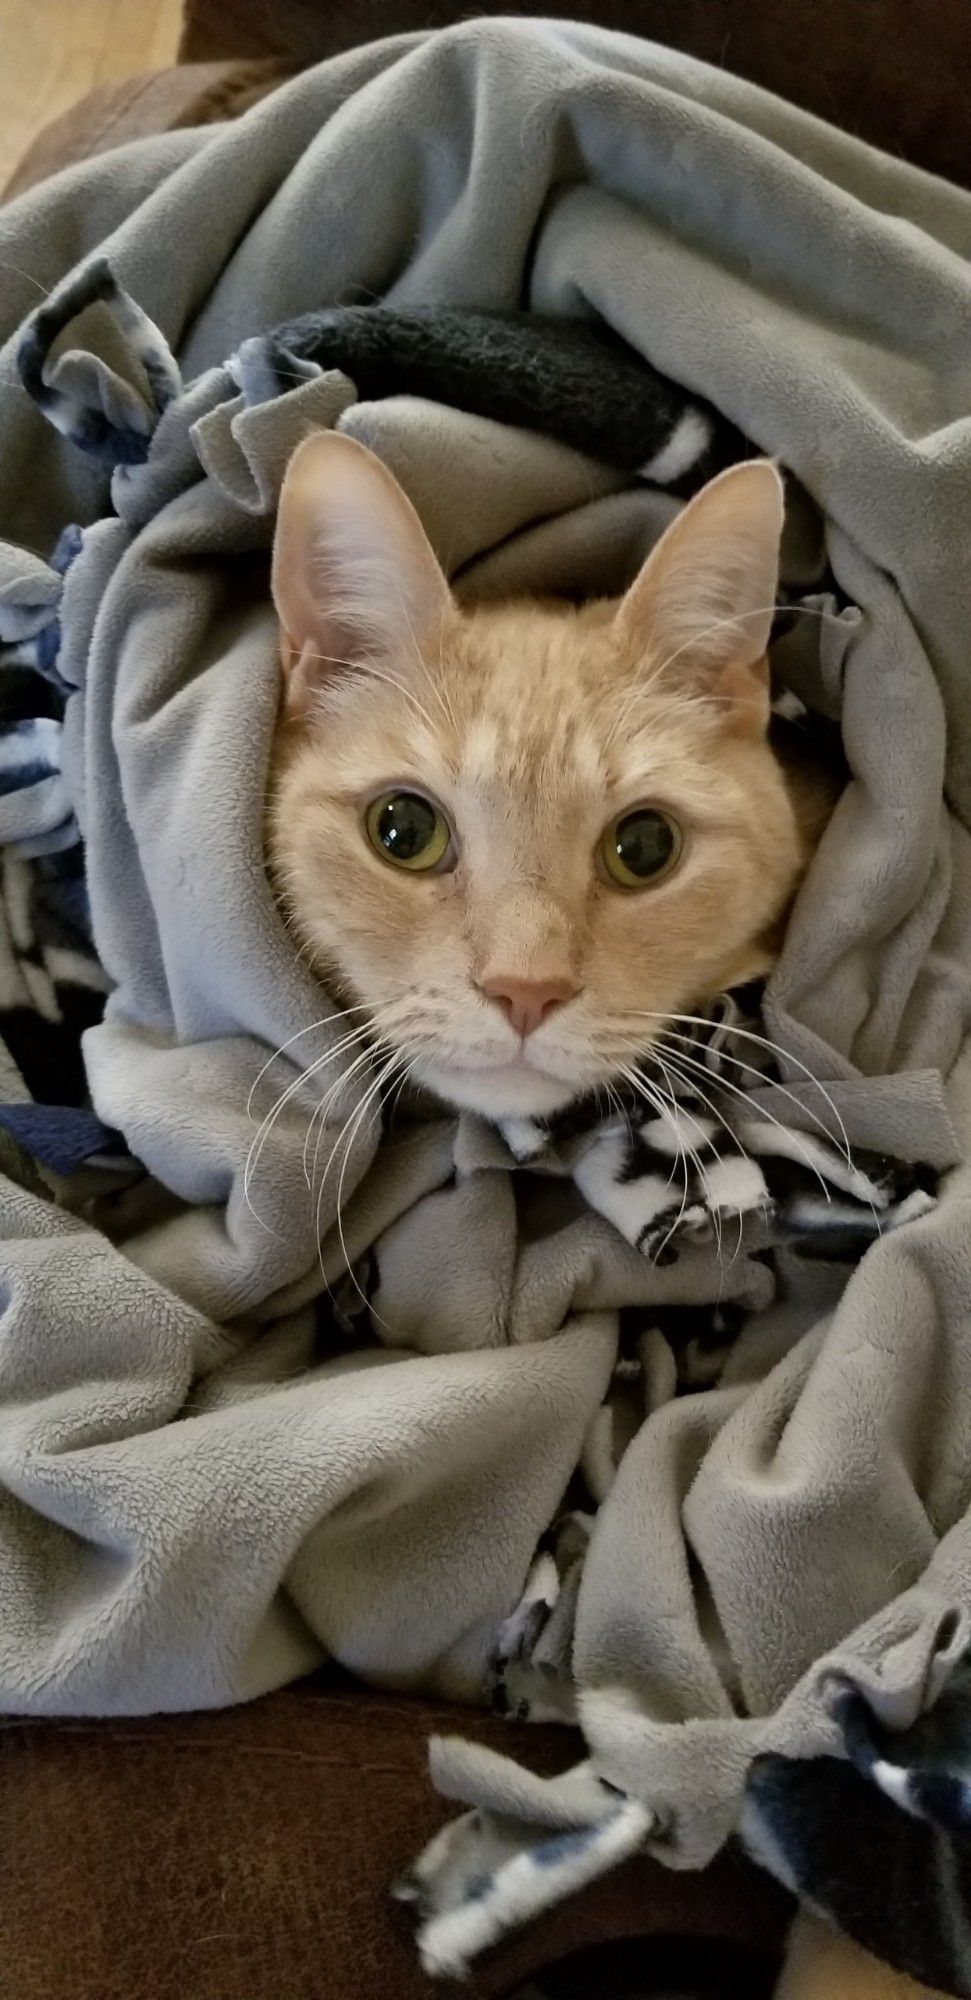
left=479, top=974, right=581, bottom=1039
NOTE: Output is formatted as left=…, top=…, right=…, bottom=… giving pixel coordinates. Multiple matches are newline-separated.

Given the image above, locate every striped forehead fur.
left=267, top=438, right=829, bottom=1121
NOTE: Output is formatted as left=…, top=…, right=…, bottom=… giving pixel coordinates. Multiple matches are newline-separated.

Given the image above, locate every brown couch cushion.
left=0, top=1680, right=790, bottom=1999
left=180, top=0, right=971, bottom=192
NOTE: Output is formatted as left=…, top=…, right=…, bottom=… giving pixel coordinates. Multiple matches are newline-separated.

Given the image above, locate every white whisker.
left=617, top=1061, right=710, bottom=1252
left=304, top=1036, right=384, bottom=1186
left=246, top=1005, right=372, bottom=1120
left=656, top=1041, right=834, bottom=1206
left=302, top=648, right=443, bottom=737
left=654, top=1025, right=852, bottom=1166
left=620, top=1008, right=852, bottom=1165
left=319, top=1043, right=412, bottom=1329
left=634, top=1056, right=696, bottom=1238
left=603, top=599, right=842, bottom=753
left=243, top=1038, right=366, bottom=1232
left=244, top=999, right=407, bottom=1224
left=649, top=1050, right=752, bottom=1263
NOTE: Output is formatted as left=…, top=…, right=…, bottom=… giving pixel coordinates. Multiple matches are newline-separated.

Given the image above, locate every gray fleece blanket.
left=3, top=13, right=971, bottom=1970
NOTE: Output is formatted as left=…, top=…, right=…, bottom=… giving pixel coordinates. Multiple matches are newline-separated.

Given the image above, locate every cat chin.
left=420, top=1059, right=582, bottom=1121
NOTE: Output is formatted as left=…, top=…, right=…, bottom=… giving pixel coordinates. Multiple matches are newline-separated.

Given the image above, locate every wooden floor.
left=0, top=0, right=183, bottom=191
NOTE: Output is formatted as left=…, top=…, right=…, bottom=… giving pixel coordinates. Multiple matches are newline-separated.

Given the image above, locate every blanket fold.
left=2, top=17, right=971, bottom=1990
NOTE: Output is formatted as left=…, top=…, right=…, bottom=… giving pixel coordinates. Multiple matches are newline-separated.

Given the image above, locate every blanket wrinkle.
left=1, top=20, right=971, bottom=1991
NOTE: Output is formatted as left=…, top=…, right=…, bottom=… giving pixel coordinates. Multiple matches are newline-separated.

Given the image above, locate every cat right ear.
left=271, top=431, right=453, bottom=719
left=614, top=458, right=785, bottom=735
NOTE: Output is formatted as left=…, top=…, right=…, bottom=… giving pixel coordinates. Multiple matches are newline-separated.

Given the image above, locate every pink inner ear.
left=271, top=431, right=454, bottom=719
left=281, top=637, right=331, bottom=721
left=614, top=460, right=785, bottom=699
left=717, top=652, right=772, bottom=738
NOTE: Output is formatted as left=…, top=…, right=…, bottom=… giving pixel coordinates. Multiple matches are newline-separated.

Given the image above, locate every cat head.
left=268, top=432, right=805, bottom=1120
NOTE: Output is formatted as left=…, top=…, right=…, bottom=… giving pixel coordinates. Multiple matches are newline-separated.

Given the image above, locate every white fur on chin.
left=420, top=1058, right=583, bottom=1120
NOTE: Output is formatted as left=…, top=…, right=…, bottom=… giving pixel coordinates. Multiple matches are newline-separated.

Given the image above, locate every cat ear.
left=614, top=459, right=785, bottom=732
left=272, top=431, right=453, bottom=718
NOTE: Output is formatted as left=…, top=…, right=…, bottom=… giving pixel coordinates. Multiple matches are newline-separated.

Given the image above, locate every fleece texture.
left=0, top=19, right=971, bottom=1952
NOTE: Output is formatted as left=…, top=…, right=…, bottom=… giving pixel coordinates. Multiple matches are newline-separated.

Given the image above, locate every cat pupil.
left=379, top=793, right=435, bottom=859
left=614, top=809, right=675, bottom=877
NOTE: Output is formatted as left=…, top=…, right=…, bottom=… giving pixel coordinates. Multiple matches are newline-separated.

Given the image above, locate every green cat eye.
left=364, top=790, right=452, bottom=872
left=600, top=807, right=683, bottom=889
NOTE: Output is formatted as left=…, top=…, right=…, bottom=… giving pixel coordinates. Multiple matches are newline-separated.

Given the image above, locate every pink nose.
left=480, top=974, right=580, bottom=1040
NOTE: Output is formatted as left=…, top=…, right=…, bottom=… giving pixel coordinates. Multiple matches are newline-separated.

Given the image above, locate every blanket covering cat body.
left=3, top=17, right=971, bottom=1983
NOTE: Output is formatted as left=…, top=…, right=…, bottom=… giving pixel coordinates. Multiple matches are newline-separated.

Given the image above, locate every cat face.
left=268, top=435, right=806, bottom=1120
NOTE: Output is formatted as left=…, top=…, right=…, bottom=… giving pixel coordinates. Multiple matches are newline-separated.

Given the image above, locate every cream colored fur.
left=268, top=433, right=830, bottom=1122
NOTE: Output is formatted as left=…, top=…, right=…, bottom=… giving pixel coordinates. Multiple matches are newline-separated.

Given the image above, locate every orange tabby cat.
left=266, top=438, right=925, bottom=2000
left=267, top=432, right=832, bottom=1121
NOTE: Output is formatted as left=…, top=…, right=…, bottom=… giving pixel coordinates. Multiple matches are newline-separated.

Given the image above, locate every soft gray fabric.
left=2, top=17, right=971, bottom=1880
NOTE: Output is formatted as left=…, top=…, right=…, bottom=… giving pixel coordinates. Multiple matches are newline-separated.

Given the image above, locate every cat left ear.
left=272, top=431, right=454, bottom=720
left=614, top=459, right=785, bottom=734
